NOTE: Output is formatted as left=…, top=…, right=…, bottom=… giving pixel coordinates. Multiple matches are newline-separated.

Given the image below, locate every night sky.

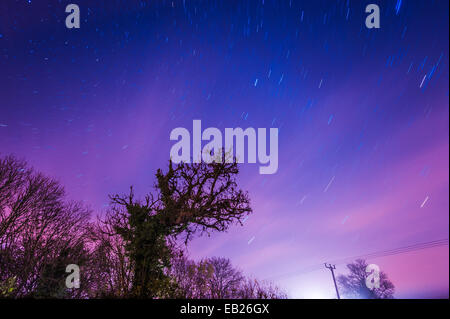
left=0, top=0, right=448, bottom=298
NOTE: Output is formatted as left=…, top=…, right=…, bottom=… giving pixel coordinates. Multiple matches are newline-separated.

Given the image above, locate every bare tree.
left=337, top=259, right=395, bottom=299
left=207, top=257, right=244, bottom=298
left=0, top=155, right=91, bottom=298
left=169, top=255, right=243, bottom=298
left=169, top=254, right=287, bottom=299
left=82, top=223, right=133, bottom=298
left=169, top=252, right=215, bottom=298
left=237, top=278, right=287, bottom=299
left=0, top=154, right=284, bottom=299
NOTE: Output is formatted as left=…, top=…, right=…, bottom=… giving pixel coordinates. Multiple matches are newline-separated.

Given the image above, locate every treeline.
left=0, top=154, right=286, bottom=299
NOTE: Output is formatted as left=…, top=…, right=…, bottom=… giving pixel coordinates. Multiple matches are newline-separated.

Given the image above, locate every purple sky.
left=0, top=0, right=448, bottom=298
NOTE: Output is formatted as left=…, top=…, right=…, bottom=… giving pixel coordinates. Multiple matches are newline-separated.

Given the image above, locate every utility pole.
left=324, top=263, right=340, bottom=299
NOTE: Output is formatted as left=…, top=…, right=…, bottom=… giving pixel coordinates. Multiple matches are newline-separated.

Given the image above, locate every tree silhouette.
left=0, top=154, right=285, bottom=299
left=337, top=259, right=395, bottom=299
left=170, top=255, right=244, bottom=298
left=169, top=253, right=287, bottom=299
left=0, top=155, right=91, bottom=298
left=101, top=155, right=252, bottom=298
left=207, top=257, right=244, bottom=298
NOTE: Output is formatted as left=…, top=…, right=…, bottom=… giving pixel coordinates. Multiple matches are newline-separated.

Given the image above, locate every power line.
left=265, top=238, right=449, bottom=281
left=324, top=263, right=340, bottom=299
left=325, top=239, right=449, bottom=266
